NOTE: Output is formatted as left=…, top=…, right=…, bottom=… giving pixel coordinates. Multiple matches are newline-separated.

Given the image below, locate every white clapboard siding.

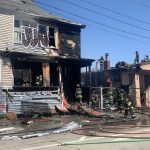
left=1, top=58, right=13, bottom=87
left=0, top=12, right=14, bottom=50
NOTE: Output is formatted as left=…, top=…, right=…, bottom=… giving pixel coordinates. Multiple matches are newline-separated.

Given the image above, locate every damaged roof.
left=0, top=0, right=85, bottom=28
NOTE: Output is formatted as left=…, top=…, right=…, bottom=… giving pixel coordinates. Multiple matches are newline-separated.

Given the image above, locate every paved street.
left=0, top=132, right=150, bottom=150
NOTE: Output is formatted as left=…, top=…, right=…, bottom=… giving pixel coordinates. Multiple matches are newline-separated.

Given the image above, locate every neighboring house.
left=82, top=53, right=150, bottom=108
left=0, top=0, right=94, bottom=114
left=110, top=61, right=150, bottom=108
left=121, top=62, right=150, bottom=107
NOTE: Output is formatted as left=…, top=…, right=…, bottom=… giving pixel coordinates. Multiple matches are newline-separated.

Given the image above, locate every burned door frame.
left=61, top=64, right=81, bottom=101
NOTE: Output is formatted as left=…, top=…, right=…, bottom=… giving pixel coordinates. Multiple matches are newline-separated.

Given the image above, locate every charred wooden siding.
left=59, top=27, right=81, bottom=58
left=1, top=58, right=13, bottom=87
left=0, top=11, right=14, bottom=50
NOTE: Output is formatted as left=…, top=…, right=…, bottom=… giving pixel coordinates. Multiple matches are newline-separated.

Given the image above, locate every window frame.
left=48, top=26, right=56, bottom=47
left=14, top=20, right=58, bottom=48
left=14, top=19, right=22, bottom=44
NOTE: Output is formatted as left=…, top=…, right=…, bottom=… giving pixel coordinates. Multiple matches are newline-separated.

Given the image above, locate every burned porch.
left=9, top=51, right=93, bottom=100
left=0, top=51, right=94, bottom=114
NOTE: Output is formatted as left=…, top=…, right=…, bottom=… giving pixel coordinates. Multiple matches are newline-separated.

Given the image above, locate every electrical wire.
left=61, top=0, right=150, bottom=32
left=91, top=25, right=150, bottom=45
left=80, top=0, right=150, bottom=26
left=140, top=3, right=150, bottom=9
left=48, top=8, right=150, bottom=45
left=33, top=0, right=150, bottom=40
left=45, top=6, right=150, bottom=45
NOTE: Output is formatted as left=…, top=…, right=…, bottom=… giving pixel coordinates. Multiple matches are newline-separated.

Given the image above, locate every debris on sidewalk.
left=6, top=112, right=17, bottom=121
left=1, top=135, right=21, bottom=141
left=21, top=132, right=50, bottom=139
left=53, top=121, right=82, bottom=134
left=0, top=127, right=15, bottom=133
left=55, top=105, right=69, bottom=115
left=67, top=103, right=106, bottom=118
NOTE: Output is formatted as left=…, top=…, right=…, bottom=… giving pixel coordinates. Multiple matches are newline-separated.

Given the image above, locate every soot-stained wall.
left=59, top=26, right=81, bottom=58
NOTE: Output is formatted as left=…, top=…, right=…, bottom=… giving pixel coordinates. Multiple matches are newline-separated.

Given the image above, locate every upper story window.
left=49, top=27, right=55, bottom=47
left=38, top=25, right=48, bottom=47
left=38, top=25, right=56, bottom=48
left=39, top=25, right=47, bottom=34
left=14, top=20, right=21, bottom=44
left=14, top=19, right=58, bottom=48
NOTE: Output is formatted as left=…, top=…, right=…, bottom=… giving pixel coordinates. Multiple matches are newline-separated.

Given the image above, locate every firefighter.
left=107, top=88, right=115, bottom=106
left=35, top=75, right=42, bottom=86
left=124, top=95, right=135, bottom=119
left=117, top=88, right=125, bottom=109
left=91, top=90, right=97, bottom=109
left=75, top=84, right=83, bottom=104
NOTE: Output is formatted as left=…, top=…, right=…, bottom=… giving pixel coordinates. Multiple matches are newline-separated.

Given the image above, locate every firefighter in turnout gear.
left=107, top=88, right=115, bottom=106
left=75, top=84, right=83, bottom=104
left=117, top=88, right=125, bottom=109
left=91, top=91, right=97, bottom=109
left=124, top=95, right=135, bottom=119
left=35, top=75, right=42, bottom=86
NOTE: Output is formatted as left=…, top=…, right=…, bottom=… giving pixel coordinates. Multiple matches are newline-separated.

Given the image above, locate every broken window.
left=12, top=62, right=31, bottom=86
left=49, top=27, right=55, bottom=47
left=12, top=62, right=43, bottom=87
left=38, top=25, right=48, bottom=47
left=14, top=19, right=57, bottom=48
left=14, top=20, right=21, bottom=44
left=38, top=25, right=56, bottom=48
left=39, top=25, right=47, bottom=34
left=22, top=21, right=38, bottom=47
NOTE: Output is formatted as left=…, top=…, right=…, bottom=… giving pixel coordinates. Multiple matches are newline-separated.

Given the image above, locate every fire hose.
left=62, top=138, right=150, bottom=146
left=71, top=124, right=150, bottom=139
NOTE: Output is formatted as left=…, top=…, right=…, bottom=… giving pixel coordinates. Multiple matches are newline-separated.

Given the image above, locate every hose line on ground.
left=62, top=138, right=150, bottom=146
left=71, top=125, right=150, bottom=139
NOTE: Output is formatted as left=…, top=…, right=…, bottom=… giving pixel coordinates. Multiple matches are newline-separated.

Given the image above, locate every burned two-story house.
left=0, top=0, right=94, bottom=114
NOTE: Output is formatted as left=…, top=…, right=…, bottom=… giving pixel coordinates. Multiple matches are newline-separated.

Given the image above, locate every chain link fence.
left=90, top=87, right=117, bottom=110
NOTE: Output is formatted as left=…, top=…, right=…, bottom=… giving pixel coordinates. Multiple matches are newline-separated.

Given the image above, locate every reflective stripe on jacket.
left=75, top=87, right=82, bottom=99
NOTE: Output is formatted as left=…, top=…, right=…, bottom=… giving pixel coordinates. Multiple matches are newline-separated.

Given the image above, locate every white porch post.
left=134, top=74, right=141, bottom=107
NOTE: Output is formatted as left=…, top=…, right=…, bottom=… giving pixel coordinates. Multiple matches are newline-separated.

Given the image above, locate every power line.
left=80, top=0, right=150, bottom=26
left=140, top=3, right=150, bottom=9
left=48, top=10, right=150, bottom=45
left=100, top=27, right=150, bottom=45
left=60, top=0, right=150, bottom=32
left=33, top=0, right=150, bottom=40
left=47, top=8, right=149, bottom=45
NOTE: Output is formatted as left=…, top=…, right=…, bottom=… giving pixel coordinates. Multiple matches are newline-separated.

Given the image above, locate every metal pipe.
left=100, top=87, right=103, bottom=110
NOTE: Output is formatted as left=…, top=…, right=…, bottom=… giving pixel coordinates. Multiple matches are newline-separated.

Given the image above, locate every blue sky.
left=35, top=0, right=150, bottom=68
